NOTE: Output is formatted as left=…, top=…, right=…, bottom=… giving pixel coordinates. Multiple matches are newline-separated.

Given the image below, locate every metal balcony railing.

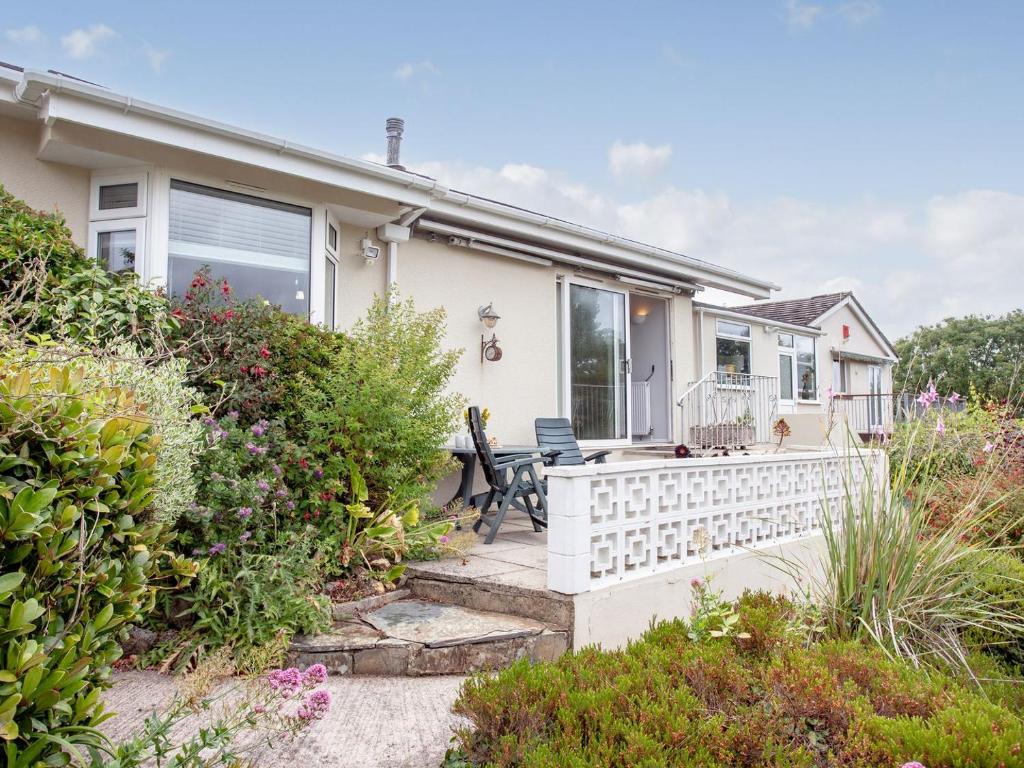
left=678, top=372, right=779, bottom=448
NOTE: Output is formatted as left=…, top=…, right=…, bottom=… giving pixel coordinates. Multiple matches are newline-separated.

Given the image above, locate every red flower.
left=240, top=365, right=249, bottom=374
left=171, top=308, right=187, bottom=320
left=319, top=491, right=334, bottom=502
left=184, top=292, right=194, bottom=302
left=191, top=274, right=207, bottom=289
left=251, top=365, right=268, bottom=378
left=224, top=309, right=235, bottom=321
left=299, top=458, right=309, bottom=469
left=303, top=513, right=311, bottom=521
left=221, top=279, right=231, bottom=297
left=210, top=312, right=222, bottom=324
left=260, top=347, right=271, bottom=358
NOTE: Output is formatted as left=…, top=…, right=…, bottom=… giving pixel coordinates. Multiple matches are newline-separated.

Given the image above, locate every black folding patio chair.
left=534, top=417, right=612, bottom=466
left=468, top=406, right=550, bottom=544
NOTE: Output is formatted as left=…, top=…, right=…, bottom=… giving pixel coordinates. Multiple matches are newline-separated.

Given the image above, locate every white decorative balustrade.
left=545, top=450, right=886, bottom=594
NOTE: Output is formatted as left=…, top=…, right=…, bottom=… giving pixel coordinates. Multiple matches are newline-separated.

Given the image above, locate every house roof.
left=726, top=292, right=898, bottom=360
left=0, top=62, right=780, bottom=298
left=728, top=292, right=850, bottom=327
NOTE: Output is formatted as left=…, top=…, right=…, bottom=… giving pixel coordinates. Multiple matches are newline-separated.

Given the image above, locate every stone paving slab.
left=290, top=621, right=383, bottom=652
left=364, top=600, right=545, bottom=648
left=101, top=671, right=467, bottom=768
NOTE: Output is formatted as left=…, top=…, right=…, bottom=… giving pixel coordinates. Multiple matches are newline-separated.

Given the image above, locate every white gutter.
left=11, top=68, right=778, bottom=299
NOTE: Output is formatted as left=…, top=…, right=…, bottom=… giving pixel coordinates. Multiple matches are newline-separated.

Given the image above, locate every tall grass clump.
left=791, top=418, right=1024, bottom=674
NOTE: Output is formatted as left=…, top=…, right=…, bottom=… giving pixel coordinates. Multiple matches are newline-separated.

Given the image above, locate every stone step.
left=404, top=567, right=574, bottom=629
left=288, top=598, right=568, bottom=676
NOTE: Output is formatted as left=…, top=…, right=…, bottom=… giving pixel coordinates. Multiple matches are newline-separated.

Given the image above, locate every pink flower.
left=900, top=763, right=927, bottom=768
left=984, top=441, right=994, bottom=453
left=208, top=542, right=226, bottom=556
left=257, top=479, right=271, bottom=492
left=303, top=664, right=328, bottom=685
left=439, top=535, right=450, bottom=544
left=935, top=417, right=946, bottom=435
left=238, top=507, right=253, bottom=519
left=690, top=578, right=702, bottom=589
left=267, top=667, right=304, bottom=696
left=239, top=530, right=252, bottom=542
left=948, top=391, right=961, bottom=404
left=297, top=689, right=331, bottom=720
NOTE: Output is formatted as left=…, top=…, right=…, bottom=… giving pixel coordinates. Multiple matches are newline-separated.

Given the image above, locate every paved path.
left=102, top=671, right=467, bottom=768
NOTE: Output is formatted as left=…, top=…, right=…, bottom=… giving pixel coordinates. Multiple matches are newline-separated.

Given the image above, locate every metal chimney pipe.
left=385, top=117, right=405, bottom=170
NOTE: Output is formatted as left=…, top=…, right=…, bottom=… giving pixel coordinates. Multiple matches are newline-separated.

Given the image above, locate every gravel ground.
left=102, top=671, right=468, bottom=768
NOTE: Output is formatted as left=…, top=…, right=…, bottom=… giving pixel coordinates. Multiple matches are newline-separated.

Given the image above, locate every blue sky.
left=3, top=1, right=1023, bottom=336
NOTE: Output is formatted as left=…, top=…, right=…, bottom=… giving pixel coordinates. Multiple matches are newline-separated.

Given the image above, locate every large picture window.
left=716, top=320, right=751, bottom=380
left=168, top=180, right=312, bottom=315
left=778, top=333, right=818, bottom=401
left=568, top=283, right=628, bottom=441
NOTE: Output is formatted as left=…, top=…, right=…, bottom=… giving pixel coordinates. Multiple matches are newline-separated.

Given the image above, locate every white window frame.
left=715, top=319, right=752, bottom=386
left=87, top=218, right=147, bottom=274
left=832, top=358, right=850, bottom=394
left=558, top=275, right=633, bottom=449
left=323, top=209, right=340, bottom=330
left=90, top=172, right=148, bottom=220
left=777, top=333, right=819, bottom=403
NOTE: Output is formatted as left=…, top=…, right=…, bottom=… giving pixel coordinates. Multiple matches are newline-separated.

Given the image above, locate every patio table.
left=446, top=445, right=549, bottom=513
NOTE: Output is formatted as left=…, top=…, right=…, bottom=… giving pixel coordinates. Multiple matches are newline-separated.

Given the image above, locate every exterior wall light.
left=478, top=303, right=502, bottom=362
left=478, top=303, right=500, bottom=329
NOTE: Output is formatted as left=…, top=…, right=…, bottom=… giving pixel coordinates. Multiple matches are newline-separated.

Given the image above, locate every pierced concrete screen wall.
left=545, top=450, right=886, bottom=594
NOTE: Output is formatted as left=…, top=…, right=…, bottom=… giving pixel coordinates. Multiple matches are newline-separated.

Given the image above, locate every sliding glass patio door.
left=566, top=282, right=630, bottom=442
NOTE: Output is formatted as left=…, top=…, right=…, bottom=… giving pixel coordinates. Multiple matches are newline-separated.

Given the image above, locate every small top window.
left=327, top=223, right=338, bottom=252
left=98, top=182, right=139, bottom=210
left=778, top=332, right=794, bottom=348
left=716, top=320, right=750, bottom=339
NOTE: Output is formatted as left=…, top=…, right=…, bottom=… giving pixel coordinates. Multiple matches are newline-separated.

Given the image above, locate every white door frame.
left=559, top=276, right=632, bottom=448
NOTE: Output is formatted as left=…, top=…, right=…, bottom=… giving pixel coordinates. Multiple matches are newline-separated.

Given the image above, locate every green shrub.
left=966, top=549, right=1024, bottom=668
left=178, top=535, right=331, bottom=664
left=0, top=359, right=192, bottom=766
left=292, top=292, right=463, bottom=511
left=452, top=594, right=1024, bottom=767
left=0, top=185, right=176, bottom=349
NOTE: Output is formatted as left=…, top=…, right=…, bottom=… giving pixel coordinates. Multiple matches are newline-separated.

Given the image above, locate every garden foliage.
left=0, top=359, right=192, bottom=766
left=452, top=593, right=1024, bottom=768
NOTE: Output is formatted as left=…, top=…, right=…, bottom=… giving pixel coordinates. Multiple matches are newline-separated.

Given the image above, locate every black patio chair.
left=534, top=417, right=612, bottom=466
left=468, top=406, right=549, bottom=545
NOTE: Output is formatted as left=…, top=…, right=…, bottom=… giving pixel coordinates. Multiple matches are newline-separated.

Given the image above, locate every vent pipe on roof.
left=385, top=117, right=405, bottom=170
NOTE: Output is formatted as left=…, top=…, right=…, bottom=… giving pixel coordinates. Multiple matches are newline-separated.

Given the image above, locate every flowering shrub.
left=98, top=662, right=331, bottom=767
left=169, top=267, right=344, bottom=423
left=0, top=358, right=194, bottom=766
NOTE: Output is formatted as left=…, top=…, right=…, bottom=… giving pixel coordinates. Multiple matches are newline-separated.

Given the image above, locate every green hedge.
left=0, top=360, right=191, bottom=766
left=452, top=593, right=1024, bottom=767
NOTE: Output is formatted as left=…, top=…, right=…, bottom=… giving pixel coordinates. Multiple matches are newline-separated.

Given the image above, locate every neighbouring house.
left=2, top=64, right=895, bottom=648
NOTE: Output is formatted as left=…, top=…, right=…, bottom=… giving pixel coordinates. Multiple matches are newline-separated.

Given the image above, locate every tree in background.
left=894, top=310, right=1024, bottom=404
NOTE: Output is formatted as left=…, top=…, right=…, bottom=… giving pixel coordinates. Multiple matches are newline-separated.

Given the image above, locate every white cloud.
left=5, top=25, right=44, bottom=44
left=144, top=46, right=168, bottom=72
left=388, top=155, right=1021, bottom=338
left=838, top=0, right=881, bottom=25
left=61, top=24, right=116, bottom=59
left=393, top=60, right=439, bottom=82
left=608, top=140, right=673, bottom=180
left=782, top=0, right=824, bottom=29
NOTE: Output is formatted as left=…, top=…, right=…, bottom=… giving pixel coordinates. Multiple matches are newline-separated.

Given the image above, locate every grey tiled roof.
left=728, top=292, right=850, bottom=328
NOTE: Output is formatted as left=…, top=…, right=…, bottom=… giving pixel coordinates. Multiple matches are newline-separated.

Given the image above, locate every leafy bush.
left=0, top=184, right=176, bottom=349
left=451, top=593, right=1024, bottom=767
left=176, top=537, right=331, bottom=664
left=168, top=267, right=344, bottom=423
left=965, top=549, right=1024, bottom=668
left=292, top=292, right=462, bottom=511
left=0, top=359, right=192, bottom=766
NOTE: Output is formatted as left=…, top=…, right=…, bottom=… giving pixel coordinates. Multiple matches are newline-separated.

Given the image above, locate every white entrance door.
left=564, top=281, right=631, bottom=445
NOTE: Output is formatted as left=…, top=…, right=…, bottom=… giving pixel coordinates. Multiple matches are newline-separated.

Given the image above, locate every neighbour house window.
left=168, top=180, right=312, bottom=315
left=716, top=320, right=751, bottom=381
left=796, top=335, right=817, bottom=400
left=832, top=359, right=850, bottom=393
left=778, top=333, right=818, bottom=401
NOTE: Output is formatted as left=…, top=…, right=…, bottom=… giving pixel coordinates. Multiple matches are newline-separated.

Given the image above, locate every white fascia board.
left=428, top=196, right=778, bottom=298
left=694, top=302, right=825, bottom=336
left=16, top=68, right=777, bottom=298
